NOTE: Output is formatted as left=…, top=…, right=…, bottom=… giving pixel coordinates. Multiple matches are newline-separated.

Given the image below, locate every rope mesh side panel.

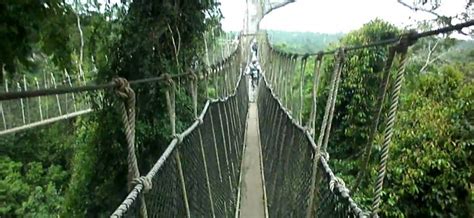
left=120, top=148, right=185, bottom=218
left=258, top=78, right=366, bottom=217
left=112, top=75, right=248, bottom=217
left=180, top=126, right=214, bottom=216
left=258, top=80, right=312, bottom=217
left=146, top=148, right=186, bottom=217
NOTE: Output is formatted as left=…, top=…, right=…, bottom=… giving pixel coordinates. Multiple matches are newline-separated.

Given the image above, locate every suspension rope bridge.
left=1, top=15, right=472, bottom=217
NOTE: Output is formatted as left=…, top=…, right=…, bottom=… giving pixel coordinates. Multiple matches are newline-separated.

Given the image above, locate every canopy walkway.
left=1, top=14, right=473, bottom=217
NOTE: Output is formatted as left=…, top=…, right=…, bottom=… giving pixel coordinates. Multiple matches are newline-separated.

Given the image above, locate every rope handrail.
left=0, top=38, right=242, bottom=102
left=266, top=19, right=474, bottom=57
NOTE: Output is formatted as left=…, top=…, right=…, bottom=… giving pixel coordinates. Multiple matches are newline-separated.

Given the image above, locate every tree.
left=64, top=0, right=223, bottom=215
left=397, top=0, right=473, bottom=35
left=0, top=0, right=75, bottom=76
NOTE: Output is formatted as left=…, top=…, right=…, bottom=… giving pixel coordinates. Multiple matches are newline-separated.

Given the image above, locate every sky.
left=219, top=0, right=472, bottom=37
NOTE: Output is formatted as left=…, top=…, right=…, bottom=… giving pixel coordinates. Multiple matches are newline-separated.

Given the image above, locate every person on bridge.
left=245, top=58, right=261, bottom=90
left=251, top=39, right=258, bottom=59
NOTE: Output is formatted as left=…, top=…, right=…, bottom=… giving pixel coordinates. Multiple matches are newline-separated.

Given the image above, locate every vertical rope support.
left=50, top=73, right=62, bottom=115
left=164, top=76, right=191, bottom=218
left=192, top=71, right=216, bottom=217
left=213, top=67, right=219, bottom=99
left=299, top=55, right=308, bottom=124
left=22, top=76, right=30, bottom=123
left=275, top=52, right=282, bottom=91
left=114, top=77, right=148, bottom=218
left=306, top=49, right=345, bottom=218
left=353, top=47, right=396, bottom=191
left=204, top=69, right=210, bottom=99
left=371, top=44, right=409, bottom=217
left=17, top=82, right=26, bottom=124
left=292, top=55, right=299, bottom=113
left=287, top=55, right=294, bottom=110
left=287, top=55, right=294, bottom=108
left=292, top=56, right=299, bottom=114
left=322, top=49, right=345, bottom=152
left=65, top=70, right=78, bottom=112
left=0, top=103, right=5, bottom=130
left=189, top=73, right=198, bottom=118
left=308, top=54, right=323, bottom=138
left=34, top=78, right=43, bottom=121
left=278, top=54, right=285, bottom=98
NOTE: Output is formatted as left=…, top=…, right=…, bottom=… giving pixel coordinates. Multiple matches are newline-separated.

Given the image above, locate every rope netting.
left=258, top=77, right=365, bottom=217
left=257, top=24, right=430, bottom=216
left=111, top=42, right=249, bottom=217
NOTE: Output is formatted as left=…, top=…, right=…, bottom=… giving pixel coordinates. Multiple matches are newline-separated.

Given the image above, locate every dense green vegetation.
left=0, top=0, right=222, bottom=216
left=268, top=30, right=342, bottom=54
left=278, top=19, right=473, bottom=217
left=1, top=0, right=472, bottom=217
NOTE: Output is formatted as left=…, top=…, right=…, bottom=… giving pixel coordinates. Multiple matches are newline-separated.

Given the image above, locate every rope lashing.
left=371, top=34, right=416, bottom=217
left=113, top=77, right=148, bottom=218
left=132, top=176, right=153, bottom=192
left=353, top=46, right=397, bottom=191
left=329, top=176, right=346, bottom=192
left=320, top=154, right=366, bottom=217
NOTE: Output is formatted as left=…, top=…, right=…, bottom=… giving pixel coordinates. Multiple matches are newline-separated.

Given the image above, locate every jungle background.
left=0, top=0, right=472, bottom=217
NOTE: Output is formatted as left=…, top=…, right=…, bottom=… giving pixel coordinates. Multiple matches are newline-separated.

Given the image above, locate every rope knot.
left=188, top=70, right=198, bottom=82
left=196, top=116, right=203, bottom=125
left=397, top=30, right=418, bottom=53
left=114, top=77, right=133, bottom=99
left=321, top=151, right=330, bottom=161
left=302, top=53, right=310, bottom=60
left=337, top=47, right=346, bottom=61
left=173, top=134, right=183, bottom=143
left=329, top=176, right=346, bottom=193
left=161, top=73, right=174, bottom=87
left=316, top=52, right=324, bottom=61
left=132, top=176, right=153, bottom=193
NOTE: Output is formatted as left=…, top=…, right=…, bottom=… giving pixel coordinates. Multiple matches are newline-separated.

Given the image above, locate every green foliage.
left=268, top=30, right=342, bottom=54
left=0, top=0, right=75, bottom=74
left=1, top=0, right=222, bottom=216
left=381, top=64, right=473, bottom=217
left=278, top=18, right=474, bottom=216
left=0, top=121, right=76, bottom=216
left=64, top=0, right=224, bottom=216
left=308, top=19, right=474, bottom=217
left=326, top=19, right=400, bottom=162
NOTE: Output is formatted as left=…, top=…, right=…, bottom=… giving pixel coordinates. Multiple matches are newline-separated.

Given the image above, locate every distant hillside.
left=444, top=39, right=474, bottom=64
left=267, top=30, right=343, bottom=54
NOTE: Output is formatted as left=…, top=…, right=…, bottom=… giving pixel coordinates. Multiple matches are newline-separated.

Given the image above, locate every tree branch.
left=397, top=0, right=444, bottom=19
left=168, top=24, right=181, bottom=73
left=263, top=0, right=295, bottom=17
left=76, top=10, right=85, bottom=84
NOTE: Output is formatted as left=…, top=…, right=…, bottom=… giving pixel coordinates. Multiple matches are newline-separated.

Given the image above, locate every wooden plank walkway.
left=239, top=102, right=266, bottom=217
